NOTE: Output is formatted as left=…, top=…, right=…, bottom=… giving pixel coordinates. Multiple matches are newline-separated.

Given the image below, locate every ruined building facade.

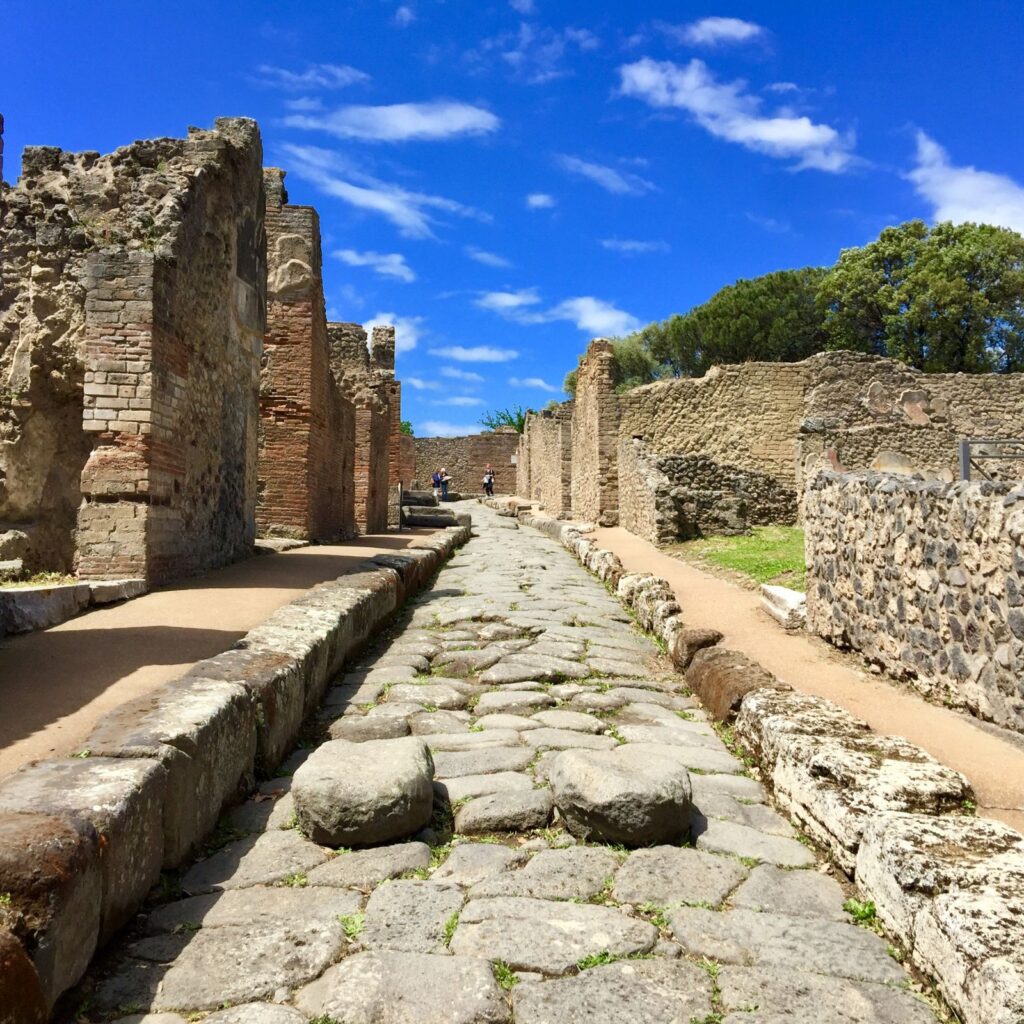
left=0, top=119, right=408, bottom=584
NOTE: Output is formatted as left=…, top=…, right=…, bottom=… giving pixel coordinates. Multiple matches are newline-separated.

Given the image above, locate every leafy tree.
left=635, top=267, right=828, bottom=378
left=609, top=333, right=664, bottom=392
left=819, top=220, right=1024, bottom=372
left=481, top=405, right=527, bottom=433
left=399, top=420, right=414, bottom=436
left=563, top=367, right=578, bottom=397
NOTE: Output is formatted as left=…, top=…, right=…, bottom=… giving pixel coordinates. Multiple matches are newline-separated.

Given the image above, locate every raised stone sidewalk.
left=73, top=504, right=940, bottom=1024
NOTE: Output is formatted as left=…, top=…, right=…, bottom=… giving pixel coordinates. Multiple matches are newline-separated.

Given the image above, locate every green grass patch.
left=492, top=960, right=519, bottom=990
left=339, top=911, right=364, bottom=939
left=669, top=526, right=806, bottom=590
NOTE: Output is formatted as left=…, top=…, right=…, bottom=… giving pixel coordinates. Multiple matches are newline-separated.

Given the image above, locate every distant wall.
left=519, top=405, right=572, bottom=516
left=413, top=431, right=519, bottom=495
left=805, top=470, right=1024, bottom=735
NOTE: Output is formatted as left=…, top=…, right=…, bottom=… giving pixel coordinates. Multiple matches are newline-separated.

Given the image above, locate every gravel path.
left=78, top=504, right=941, bottom=1024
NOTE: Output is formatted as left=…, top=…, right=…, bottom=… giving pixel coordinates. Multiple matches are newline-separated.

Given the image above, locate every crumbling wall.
left=570, top=339, right=619, bottom=524
left=1, top=118, right=266, bottom=582
left=805, top=470, right=1024, bottom=735
left=257, top=169, right=352, bottom=541
left=413, top=431, right=519, bottom=495
left=520, top=404, right=572, bottom=515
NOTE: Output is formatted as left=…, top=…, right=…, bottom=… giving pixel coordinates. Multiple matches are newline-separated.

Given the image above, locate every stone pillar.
left=571, top=339, right=620, bottom=525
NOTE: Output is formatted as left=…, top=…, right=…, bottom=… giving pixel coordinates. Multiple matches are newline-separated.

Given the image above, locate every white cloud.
left=441, top=367, right=484, bottom=383
left=284, top=96, right=324, bottom=112
left=618, top=58, right=854, bottom=172
left=284, top=101, right=500, bottom=142
left=420, top=420, right=483, bottom=437
left=363, top=311, right=424, bottom=353
left=429, top=345, right=519, bottom=362
left=766, top=81, right=799, bottom=94
left=465, top=246, right=513, bottom=268
left=282, top=144, right=488, bottom=239
left=406, top=376, right=440, bottom=390
left=509, top=376, right=560, bottom=393
left=393, top=5, right=415, bottom=26
left=466, top=23, right=599, bottom=85
left=601, top=238, right=669, bottom=254
left=526, top=192, right=556, bottom=209
left=474, top=288, right=541, bottom=313
left=508, top=0, right=535, bottom=12
left=437, top=395, right=485, bottom=407
left=660, top=17, right=765, bottom=47
left=543, top=296, right=641, bottom=335
left=255, top=63, right=369, bottom=90
left=477, top=287, right=641, bottom=336
left=556, top=154, right=655, bottom=195
left=334, top=248, right=415, bottom=283
left=908, top=132, right=1024, bottom=234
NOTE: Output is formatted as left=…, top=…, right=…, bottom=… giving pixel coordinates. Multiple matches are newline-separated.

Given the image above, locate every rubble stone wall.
left=570, top=339, right=619, bottom=524
left=257, top=171, right=352, bottom=541
left=1, top=118, right=267, bottom=583
left=413, top=431, right=519, bottom=495
left=805, top=470, right=1024, bottom=734
left=518, top=404, right=572, bottom=515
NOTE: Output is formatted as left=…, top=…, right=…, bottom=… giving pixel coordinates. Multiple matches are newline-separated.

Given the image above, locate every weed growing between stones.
left=843, top=897, right=881, bottom=933
left=443, top=911, right=460, bottom=947
left=339, top=912, right=364, bottom=939
left=308, top=1015, right=342, bottom=1024
left=70, top=747, right=92, bottom=758
left=201, top=820, right=248, bottom=857
left=492, top=960, right=519, bottom=990
left=577, top=950, right=654, bottom=971
left=637, top=902, right=669, bottom=929
left=693, top=957, right=725, bottom=1023
left=281, top=872, right=308, bottom=888
left=400, top=867, right=430, bottom=880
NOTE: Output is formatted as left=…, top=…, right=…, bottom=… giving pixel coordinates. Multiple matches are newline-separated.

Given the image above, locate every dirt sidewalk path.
left=594, top=526, right=1024, bottom=833
left=0, top=531, right=430, bottom=780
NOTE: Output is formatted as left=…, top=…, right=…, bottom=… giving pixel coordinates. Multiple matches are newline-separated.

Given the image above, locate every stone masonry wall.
left=1, top=118, right=267, bottom=582
left=617, top=437, right=676, bottom=544
left=570, top=339, right=619, bottom=524
left=519, top=404, right=572, bottom=516
left=413, top=431, right=519, bottom=495
left=805, top=470, right=1024, bottom=735
left=257, top=169, right=352, bottom=541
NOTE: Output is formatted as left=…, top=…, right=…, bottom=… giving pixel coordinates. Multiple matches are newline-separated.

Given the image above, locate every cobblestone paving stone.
left=81, top=503, right=941, bottom=1024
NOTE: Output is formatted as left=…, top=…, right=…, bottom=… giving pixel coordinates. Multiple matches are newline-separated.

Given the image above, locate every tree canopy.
left=562, top=219, right=1024, bottom=391
left=480, top=405, right=527, bottom=432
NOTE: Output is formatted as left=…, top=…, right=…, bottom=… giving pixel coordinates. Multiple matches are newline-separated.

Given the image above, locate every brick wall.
left=256, top=170, right=352, bottom=541
left=413, top=431, right=520, bottom=495
left=570, top=339, right=620, bottom=524
left=519, top=405, right=572, bottom=515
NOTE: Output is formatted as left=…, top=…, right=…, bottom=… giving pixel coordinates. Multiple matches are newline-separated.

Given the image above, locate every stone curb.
left=513, top=504, right=1023, bottom=1024
left=0, top=579, right=148, bottom=639
left=0, top=524, right=471, bottom=1013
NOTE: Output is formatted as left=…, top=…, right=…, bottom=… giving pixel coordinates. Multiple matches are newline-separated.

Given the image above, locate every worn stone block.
left=687, top=647, right=789, bottom=723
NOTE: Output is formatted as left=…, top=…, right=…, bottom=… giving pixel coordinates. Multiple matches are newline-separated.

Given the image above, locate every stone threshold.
left=0, top=523, right=471, bottom=1017
left=0, top=578, right=148, bottom=638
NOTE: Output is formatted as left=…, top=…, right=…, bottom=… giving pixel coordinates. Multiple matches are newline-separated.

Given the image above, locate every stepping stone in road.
left=470, top=846, right=620, bottom=901
left=305, top=842, right=431, bottom=892
left=612, top=846, right=749, bottom=910
left=291, top=737, right=434, bottom=847
left=667, top=907, right=907, bottom=985
left=549, top=744, right=693, bottom=846
left=294, top=951, right=509, bottom=1024
left=362, top=880, right=464, bottom=954
left=512, top=958, right=714, bottom=1024
left=450, top=896, right=657, bottom=975
left=454, top=788, right=553, bottom=834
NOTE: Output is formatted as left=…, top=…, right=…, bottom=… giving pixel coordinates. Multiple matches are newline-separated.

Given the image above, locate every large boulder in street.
left=548, top=744, right=692, bottom=846
left=291, top=737, right=434, bottom=847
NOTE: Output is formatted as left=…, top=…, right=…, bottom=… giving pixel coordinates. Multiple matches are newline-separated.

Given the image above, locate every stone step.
left=759, top=584, right=807, bottom=630
left=401, top=490, right=437, bottom=507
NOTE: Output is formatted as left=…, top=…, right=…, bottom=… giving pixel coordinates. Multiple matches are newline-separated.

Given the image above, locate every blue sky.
left=4, top=1, right=1024, bottom=435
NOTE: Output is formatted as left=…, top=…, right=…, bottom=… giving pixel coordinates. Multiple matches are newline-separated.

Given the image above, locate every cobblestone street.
left=81, top=505, right=939, bottom=1024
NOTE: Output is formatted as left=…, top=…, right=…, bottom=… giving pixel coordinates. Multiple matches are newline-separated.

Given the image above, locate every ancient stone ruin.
left=0, top=119, right=409, bottom=584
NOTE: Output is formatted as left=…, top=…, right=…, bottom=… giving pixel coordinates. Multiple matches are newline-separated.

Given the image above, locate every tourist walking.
left=440, top=468, right=451, bottom=501
left=431, top=468, right=442, bottom=501
left=483, top=463, right=495, bottom=497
